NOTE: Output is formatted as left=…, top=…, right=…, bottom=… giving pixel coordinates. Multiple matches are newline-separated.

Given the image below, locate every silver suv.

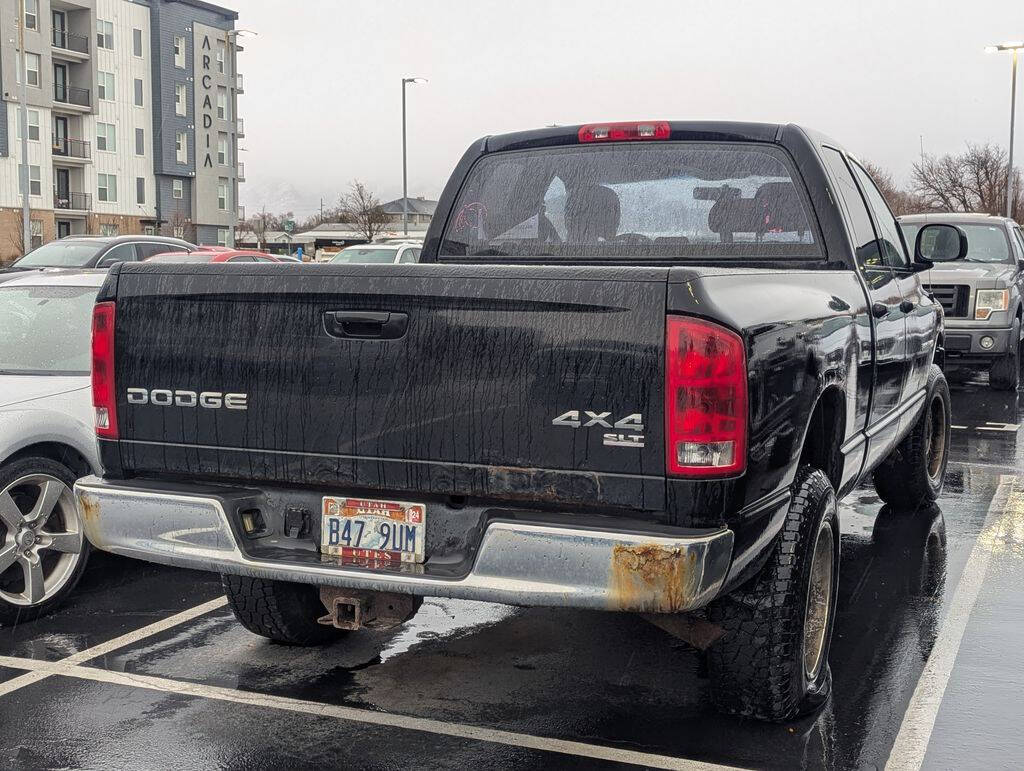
left=899, top=213, right=1024, bottom=390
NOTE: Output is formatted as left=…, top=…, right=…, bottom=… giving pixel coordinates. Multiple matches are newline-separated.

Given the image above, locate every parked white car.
left=0, top=270, right=103, bottom=624
left=328, top=243, right=422, bottom=264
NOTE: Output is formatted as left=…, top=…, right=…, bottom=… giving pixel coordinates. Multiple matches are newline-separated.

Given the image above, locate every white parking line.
left=0, top=653, right=739, bottom=771
left=0, top=595, right=227, bottom=697
left=885, top=474, right=1018, bottom=770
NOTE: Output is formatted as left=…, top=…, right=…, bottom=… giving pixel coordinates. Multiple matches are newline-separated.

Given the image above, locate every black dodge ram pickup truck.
left=76, top=121, right=961, bottom=721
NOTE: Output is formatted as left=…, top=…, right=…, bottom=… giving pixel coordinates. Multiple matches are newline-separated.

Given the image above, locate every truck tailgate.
left=113, top=263, right=668, bottom=510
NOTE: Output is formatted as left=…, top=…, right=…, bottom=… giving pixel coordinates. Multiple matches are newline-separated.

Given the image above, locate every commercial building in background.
left=0, top=0, right=242, bottom=263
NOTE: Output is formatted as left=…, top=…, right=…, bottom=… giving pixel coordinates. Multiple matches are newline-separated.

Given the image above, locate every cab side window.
left=1013, top=226, right=1024, bottom=258
left=136, top=243, right=173, bottom=260
left=98, top=243, right=137, bottom=266
left=820, top=148, right=882, bottom=271
left=849, top=161, right=910, bottom=270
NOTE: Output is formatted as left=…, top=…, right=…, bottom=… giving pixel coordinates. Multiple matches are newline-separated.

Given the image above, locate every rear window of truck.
left=440, top=142, right=822, bottom=260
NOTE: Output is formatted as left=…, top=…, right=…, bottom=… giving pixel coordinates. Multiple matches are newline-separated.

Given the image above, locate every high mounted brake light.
left=92, top=301, right=118, bottom=439
left=665, top=316, right=747, bottom=477
left=578, top=121, right=671, bottom=143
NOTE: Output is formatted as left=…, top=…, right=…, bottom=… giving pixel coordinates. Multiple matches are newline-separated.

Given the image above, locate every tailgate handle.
left=324, top=311, right=408, bottom=340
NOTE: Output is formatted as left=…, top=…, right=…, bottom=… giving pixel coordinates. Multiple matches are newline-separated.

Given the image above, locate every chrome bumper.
left=74, top=476, right=734, bottom=613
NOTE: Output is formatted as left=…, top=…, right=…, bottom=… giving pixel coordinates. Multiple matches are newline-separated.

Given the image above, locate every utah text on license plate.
left=321, top=497, right=426, bottom=564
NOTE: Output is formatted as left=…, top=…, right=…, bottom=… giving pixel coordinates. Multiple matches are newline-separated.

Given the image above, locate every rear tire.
left=222, top=574, right=347, bottom=645
left=989, top=318, right=1020, bottom=391
left=873, top=365, right=951, bottom=510
left=706, top=466, right=839, bottom=721
left=0, top=456, right=91, bottom=626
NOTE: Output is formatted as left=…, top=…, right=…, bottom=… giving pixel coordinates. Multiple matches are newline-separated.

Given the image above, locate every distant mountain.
left=240, top=177, right=333, bottom=218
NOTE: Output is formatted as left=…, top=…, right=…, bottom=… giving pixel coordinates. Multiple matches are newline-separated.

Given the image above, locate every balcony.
left=53, top=84, right=91, bottom=108
left=52, top=28, right=90, bottom=56
left=237, top=161, right=245, bottom=181
left=236, top=117, right=245, bottom=137
left=52, top=136, right=91, bottom=161
left=54, top=191, right=92, bottom=212
left=236, top=73, right=244, bottom=92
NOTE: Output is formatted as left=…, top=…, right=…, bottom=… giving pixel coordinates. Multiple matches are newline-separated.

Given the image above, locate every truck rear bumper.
left=74, top=476, right=734, bottom=614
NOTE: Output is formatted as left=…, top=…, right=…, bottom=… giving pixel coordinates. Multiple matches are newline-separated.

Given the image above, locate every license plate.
left=321, top=496, right=426, bottom=564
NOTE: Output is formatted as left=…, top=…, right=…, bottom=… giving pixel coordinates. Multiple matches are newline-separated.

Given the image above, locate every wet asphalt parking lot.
left=1, top=377, right=1022, bottom=770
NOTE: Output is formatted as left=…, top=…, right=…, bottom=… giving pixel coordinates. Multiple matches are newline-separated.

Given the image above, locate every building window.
left=216, top=40, right=226, bottom=74
left=25, top=0, right=38, bottom=30
left=217, top=228, right=228, bottom=247
left=173, top=36, right=186, bottom=68
left=133, top=28, right=144, bottom=57
left=100, top=224, right=119, bottom=237
left=218, top=133, right=228, bottom=165
left=172, top=179, right=183, bottom=199
left=96, top=122, right=116, bottom=152
left=217, top=178, right=228, bottom=211
left=98, top=174, right=117, bottom=203
left=30, top=219, right=43, bottom=249
left=173, top=225, right=185, bottom=239
left=97, top=19, right=114, bottom=50
left=135, top=127, right=145, bottom=156
left=98, top=71, right=115, bottom=101
left=175, top=132, right=187, bottom=164
left=19, top=165, right=41, bottom=197
left=175, top=83, right=187, bottom=116
left=16, top=53, right=41, bottom=87
left=134, top=78, right=144, bottom=107
left=144, top=225, right=156, bottom=236
left=16, top=108, right=40, bottom=141
left=217, top=87, right=228, bottom=120
left=136, top=177, right=146, bottom=205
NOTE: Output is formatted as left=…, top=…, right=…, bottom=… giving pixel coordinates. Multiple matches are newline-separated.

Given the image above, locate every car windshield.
left=0, top=285, right=97, bottom=375
left=13, top=240, right=103, bottom=268
left=900, top=223, right=1012, bottom=264
left=330, top=248, right=398, bottom=264
left=440, top=141, right=822, bottom=260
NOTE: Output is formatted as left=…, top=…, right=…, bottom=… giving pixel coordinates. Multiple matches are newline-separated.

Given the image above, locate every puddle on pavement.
left=378, top=598, right=518, bottom=662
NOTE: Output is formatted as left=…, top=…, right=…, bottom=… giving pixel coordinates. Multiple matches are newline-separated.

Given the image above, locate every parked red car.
left=144, top=250, right=283, bottom=263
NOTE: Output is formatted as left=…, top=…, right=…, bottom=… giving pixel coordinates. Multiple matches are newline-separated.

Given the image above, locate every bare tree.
left=339, top=180, right=389, bottom=242
left=248, top=206, right=270, bottom=248
left=912, top=143, right=1023, bottom=220
left=859, top=161, right=929, bottom=216
left=161, top=205, right=193, bottom=242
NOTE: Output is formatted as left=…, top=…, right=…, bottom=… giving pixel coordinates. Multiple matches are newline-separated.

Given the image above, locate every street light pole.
left=18, top=0, right=31, bottom=254
left=986, top=42, right=1023, bottom=218
left=1009, top=48, right=1018, bottom=218
left=401, top=77, right=427, bottom=236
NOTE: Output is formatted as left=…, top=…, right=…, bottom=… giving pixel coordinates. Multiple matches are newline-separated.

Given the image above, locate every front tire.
left=0, top=456, right=91, bottom=625
left=222, top=574, right=348, bottom=645
left=873, top=365, right=951, bottom=509
left=706, top=466, right=840, bottom=721
left=989, top=318, right=1021, bottom=391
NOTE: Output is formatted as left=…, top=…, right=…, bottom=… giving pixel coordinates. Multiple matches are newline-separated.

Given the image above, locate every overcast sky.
left=236, top=0, right=1023, bottom=217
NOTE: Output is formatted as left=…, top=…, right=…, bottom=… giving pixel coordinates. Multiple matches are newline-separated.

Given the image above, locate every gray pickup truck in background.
left=899, top=213, right=1024, bottom=390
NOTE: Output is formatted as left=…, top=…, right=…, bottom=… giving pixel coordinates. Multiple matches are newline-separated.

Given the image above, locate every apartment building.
left=0, top=0, right=242, bottom=263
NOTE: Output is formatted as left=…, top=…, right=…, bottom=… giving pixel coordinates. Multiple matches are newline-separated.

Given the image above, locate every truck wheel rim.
left=803, top=519, right=834, bottom=682
left=926, top=395, right=947, bottom=481
left=0, top=474, right=83, bottom=607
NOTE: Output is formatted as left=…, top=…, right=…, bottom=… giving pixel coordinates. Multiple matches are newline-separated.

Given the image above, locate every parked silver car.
left=899, top=213, right=1024, bottom=390
left=0, top=270, right=103, bottom=623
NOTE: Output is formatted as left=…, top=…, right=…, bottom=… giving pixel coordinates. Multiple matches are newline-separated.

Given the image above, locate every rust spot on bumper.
left=610, top=543, right=699, bottom=613
left=78, top=492, right=104, bottom=548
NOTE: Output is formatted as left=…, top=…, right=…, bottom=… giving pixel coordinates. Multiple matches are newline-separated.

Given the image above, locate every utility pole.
left=320, top=197, right=324, bottom=224
left=18, top=0, right=31, bottom=254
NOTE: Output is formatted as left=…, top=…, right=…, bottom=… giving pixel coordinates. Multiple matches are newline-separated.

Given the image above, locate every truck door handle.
left=871, top=302, right=889, bottom=319
left=324, top=311, right=408, bottom=340
left=899, top=299, right=916, bottom=313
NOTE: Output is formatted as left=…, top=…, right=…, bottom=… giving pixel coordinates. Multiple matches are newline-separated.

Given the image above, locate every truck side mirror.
left=915, top=223, right=968, bottom=264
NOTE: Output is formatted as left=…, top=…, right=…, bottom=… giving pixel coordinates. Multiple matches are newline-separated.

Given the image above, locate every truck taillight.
left=92, top=301, right=118, bottom=439
left=665, top=316, right=747, bottom=477
left=578, top=121, right=671, bottom=143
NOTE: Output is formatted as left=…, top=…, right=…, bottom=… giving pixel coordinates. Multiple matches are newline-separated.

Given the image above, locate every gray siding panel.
left=0, top=99, right=8, bottom=157
left=195, top=224, right=221, bottom=245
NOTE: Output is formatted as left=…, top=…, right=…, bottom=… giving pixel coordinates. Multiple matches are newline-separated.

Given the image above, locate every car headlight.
left=975, top=289, right=1009, bottom=320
